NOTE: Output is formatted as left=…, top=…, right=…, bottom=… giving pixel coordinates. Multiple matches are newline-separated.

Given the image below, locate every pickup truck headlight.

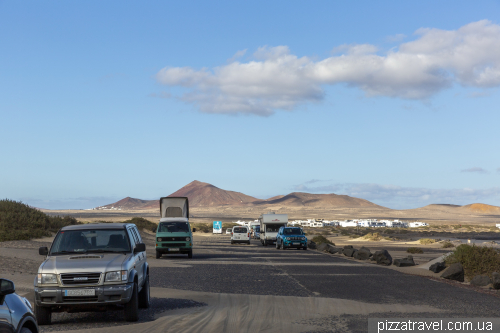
left=185, top=237, right=190, bottom=241
left=105, top=270, right=127, bottom=282
left=37, top=273, right=57, bottom=284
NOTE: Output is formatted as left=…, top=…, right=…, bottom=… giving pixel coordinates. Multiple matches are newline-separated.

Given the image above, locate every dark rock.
left=354, top=247, right=372, bottom=260
left=307, top=240, right=316, bottom=249
left=352, top=250, right=359, bottom=258
left=343, top=248, right=356, bottom=257
left=492, top=272, right=500, bottom=289
left=470, top=275, right=491, bottom=287
left=372, top=249, right=392, bottom=266
left=440, top=263, right=464, bottom=282
left=429, top=262, right=446, bottom=273
left=317, top=243, right=329, bottom=252
left=328, top=247, right=342, bottom=254
left=343, top=245, right=353, bottom=249
left=325, top=244, right=340, bottom=254
left=393, top=255, right=415, bottom=267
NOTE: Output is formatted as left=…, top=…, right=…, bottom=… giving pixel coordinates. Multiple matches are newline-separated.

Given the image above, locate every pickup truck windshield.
left=283, top=228, right=303, bottom=235
left=158, top=222, right=190, bottom=233
left=50, top=229, right=131, bottom=254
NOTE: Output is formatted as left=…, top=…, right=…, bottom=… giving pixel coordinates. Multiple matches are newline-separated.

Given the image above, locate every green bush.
left=123, top=217, right=157, bottom=232
left=311, top=235, right=334, bottom=245
left=0, top=199, right=79, bottom=242
left=407, top=247, right=424, bottom=254
left=445, top=244, right=500, bottom=280
left=441, top=241, right=455, bottom=248
left=419, top=238, right=437, bottom=245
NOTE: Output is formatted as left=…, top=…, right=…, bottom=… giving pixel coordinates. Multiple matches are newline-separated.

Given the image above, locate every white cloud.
left=156, top=20, right=500, bottom=116
left=461, top=167, right=489, bottom=174
left=292, top=181, right=500, bottom=209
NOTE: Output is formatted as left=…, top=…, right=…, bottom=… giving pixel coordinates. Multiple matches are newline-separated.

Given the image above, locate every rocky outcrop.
left=372, top=250, right=392, bottom=266
left=429, top=262, right=446, bottom=273
left=325, top=244, right=341, bottom=254
left=440, top=263, right=464, bottom=282
left=343, top=246, right=356, bottom=257
left=317, top=243, right=329, bottom=252
left=393, top=255, right=415, bottom=267
left=307, top=240, right=317, bottom=249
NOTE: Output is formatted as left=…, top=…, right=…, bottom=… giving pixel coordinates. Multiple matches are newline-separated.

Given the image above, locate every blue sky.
left=1, top=0, right=500, bottom=209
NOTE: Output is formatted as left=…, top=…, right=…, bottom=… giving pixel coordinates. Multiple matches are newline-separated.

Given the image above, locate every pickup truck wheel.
left=20, top=327, right=34, bottom=333
left=188, top=250, right=193, bottom=258
left=303, top=247, right=308, bottom=251
left=124, top=282, right=139, bottom=322
left=35, top=304, right=51, bottom=325
left=281, top=241, right=286, bottom=250
left=156, top=250, right=161, bottom=259
left=276, top=241, right=280, bottom=249
left=138, top=275, right=150, bottom=309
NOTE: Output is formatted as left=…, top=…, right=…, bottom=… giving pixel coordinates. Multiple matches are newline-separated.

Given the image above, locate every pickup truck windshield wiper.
left=86, top=249, right=128, bottom=254
left=51, top=250, right=87, bottom=255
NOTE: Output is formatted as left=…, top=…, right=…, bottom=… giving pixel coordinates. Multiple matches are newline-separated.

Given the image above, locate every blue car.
left=0, top=278, right=39, bottom=333
left=276, top=227, right=307, bottom=250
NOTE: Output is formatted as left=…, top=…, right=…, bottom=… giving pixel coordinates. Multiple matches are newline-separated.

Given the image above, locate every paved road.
left=5, top=233, right=500, bottom=332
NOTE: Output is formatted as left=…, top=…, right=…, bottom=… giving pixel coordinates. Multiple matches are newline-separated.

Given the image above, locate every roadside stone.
left=470, top=275, right=491, bottom=287
left=325, top=244, right=338, bottom=254
left=307, top=240, right=317, bottom=249
left=343, top=245, right=353, bottom=249
left=317, top=243, right=329, bottom=252
left=328, top=246, right=342, bottom=254
left=440, top=263, right=464, bottom=282
left=343, top=248, right=356, bottom=257
left=429, top=262, right=446, bottom=273
left=354, top=247, right=372, bottom=260
left=393, top=255, right=415, bottom=267
left=372, top=249, right=392, bottom=266
left=492, top=272, right=500, bottom=289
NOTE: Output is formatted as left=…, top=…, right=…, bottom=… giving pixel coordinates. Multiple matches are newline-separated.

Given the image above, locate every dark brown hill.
left=167, top=180, right=259, bottom=207
left=255, top=192, right=384, bottom=208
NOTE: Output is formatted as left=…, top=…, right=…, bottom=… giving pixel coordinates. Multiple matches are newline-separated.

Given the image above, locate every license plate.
left=168, top=248, right=180, bottom=251
left=293, top=242, right=300, bottom=245
left=65, top=289, right=95, bottom=297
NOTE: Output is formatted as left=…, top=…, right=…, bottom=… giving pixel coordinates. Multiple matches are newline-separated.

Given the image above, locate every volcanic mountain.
left=167, top=180, right=258, bottom=207
left=459, top=203, right=500, bottom=214
left=253, top=192, right=384, bottom=208
left=98, top=181, right=384, bottom=210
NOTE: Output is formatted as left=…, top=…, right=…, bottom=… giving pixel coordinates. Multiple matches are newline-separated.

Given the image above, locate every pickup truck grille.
left=287, top=237, right=305, bottom=240
left=157, top=237, right=186, bottom=242
left=60, top=273, right=101, bottom=285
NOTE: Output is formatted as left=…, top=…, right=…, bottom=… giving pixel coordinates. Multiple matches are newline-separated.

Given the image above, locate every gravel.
left=39, top=297, right=206, bottom=332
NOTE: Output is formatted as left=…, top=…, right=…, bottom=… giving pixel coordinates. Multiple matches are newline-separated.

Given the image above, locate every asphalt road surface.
left=5, top=233, right=500, bottom=333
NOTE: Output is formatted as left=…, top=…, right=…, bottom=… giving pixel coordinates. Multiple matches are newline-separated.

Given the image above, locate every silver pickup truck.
left=34, top=223, right=149, bottom=325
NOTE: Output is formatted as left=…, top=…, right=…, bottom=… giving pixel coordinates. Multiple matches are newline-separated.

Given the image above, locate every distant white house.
left=409, top=222, right=428, bottom=228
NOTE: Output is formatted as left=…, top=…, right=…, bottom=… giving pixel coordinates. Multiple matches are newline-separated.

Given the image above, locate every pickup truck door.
left=127, top=227, right=143, bottom=287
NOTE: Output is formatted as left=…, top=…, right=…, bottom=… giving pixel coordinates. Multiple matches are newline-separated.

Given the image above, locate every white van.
left=231, top=226, right=250, bottom=245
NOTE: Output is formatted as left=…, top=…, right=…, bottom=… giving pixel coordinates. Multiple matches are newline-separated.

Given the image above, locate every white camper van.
left=259, top=213, right=288, bottom=246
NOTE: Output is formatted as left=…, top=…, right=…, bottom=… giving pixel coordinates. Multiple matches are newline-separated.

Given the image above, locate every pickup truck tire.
left=156, top=250, right=161, bottom=259
left=247, top=241, right=251, bottom=245
left=303, top=247, right=308, bottom=250
left=124, top=282, right=139, bottom=322
left=20, top=327, right=34, bottom=333
left=188, top=250, right=193, bottom=258
left=138, top=274, right=150, bottom=308
left=276, top=241, right=280, bottom=249
left=35, top=304, right=51, bottom=325
left=281, top=242, right=286, bottom=250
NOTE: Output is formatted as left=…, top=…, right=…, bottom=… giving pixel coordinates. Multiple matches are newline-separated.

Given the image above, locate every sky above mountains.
left=1, top=1, right=499, bottom=209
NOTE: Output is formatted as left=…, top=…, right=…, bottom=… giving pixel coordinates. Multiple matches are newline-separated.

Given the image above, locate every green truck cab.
left=155, top=197, right=195, bottom=259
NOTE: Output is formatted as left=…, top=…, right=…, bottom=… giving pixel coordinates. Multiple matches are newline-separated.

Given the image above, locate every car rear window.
left=233, top=227, right=248, bottom=233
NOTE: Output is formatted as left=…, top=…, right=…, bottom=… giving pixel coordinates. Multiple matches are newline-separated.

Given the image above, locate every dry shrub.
left=407, top=247, right=424, bottom=254
left=419, top=238, right=437, bottom=245
left=445, top=244, right=500, bottom=279
left=441, top=241, right=455, bottom=248
left=312, top=235, right=334, bottom=245
left=361, top=232, right=383, bottom=241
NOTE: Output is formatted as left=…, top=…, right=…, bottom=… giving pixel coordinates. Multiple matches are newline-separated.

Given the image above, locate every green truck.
left=155, top=197, right=195, bottom=259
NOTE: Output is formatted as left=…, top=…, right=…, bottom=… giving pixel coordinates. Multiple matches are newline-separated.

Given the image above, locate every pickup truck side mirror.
left=192, top=228, right=196, bottom=232
left=134, top=243, right=146, bottom=253
left=39, top=247, right=48, bottom=255
left=0, top=279, right=15, bottom=296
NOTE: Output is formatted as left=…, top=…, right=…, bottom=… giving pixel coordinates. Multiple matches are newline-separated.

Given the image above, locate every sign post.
left=213, top=221, right=222, bottom=234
